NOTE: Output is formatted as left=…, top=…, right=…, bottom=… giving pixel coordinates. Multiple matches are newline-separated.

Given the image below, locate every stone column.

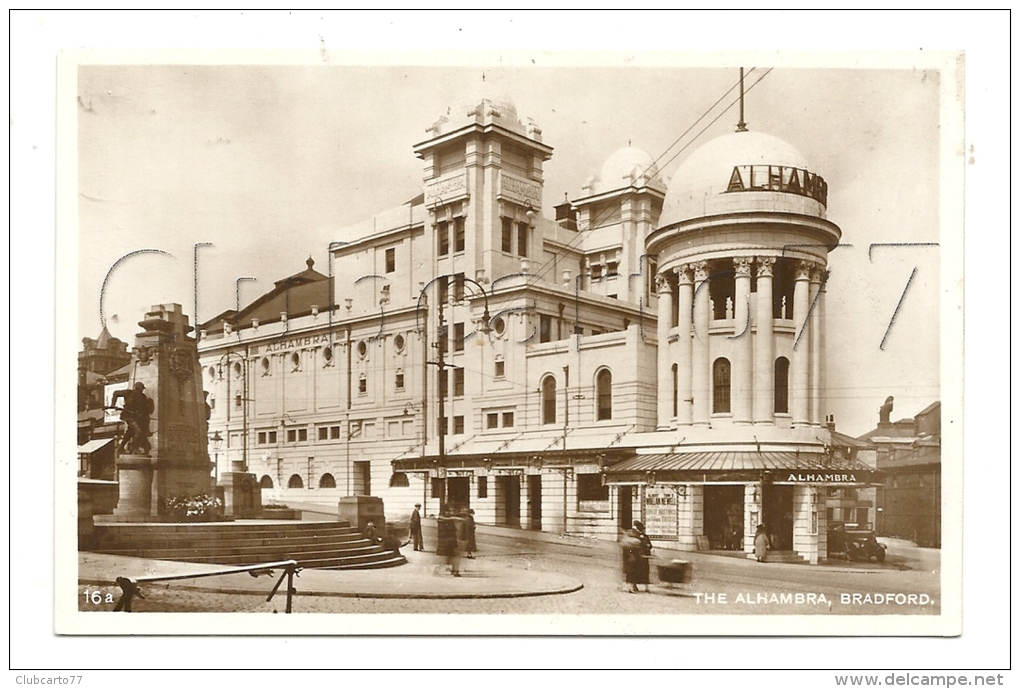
left=691, top=261, right=711, bottom=427
left=676, top=265, right=694, bottom=427
left=809, top=266, right=824, bottom=427
left=753, top=256, right=775, bottom=425
left=733, top=257, right=753, bottom=425
left=791, top=261, right=813, bottom=428
left=656, top=274, right=674, bottom=429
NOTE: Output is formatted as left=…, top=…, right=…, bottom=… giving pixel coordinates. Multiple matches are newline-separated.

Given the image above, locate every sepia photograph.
left=62, top=52, right=956, bottom=634
left=14, top=8, right=1010, bottom=679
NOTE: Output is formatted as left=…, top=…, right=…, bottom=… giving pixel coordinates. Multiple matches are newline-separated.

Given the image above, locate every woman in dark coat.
left=622, top=521, right=653, bottom=592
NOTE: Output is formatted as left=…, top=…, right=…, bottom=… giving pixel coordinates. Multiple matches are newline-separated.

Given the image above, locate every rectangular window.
left=287, top=429, right=297, bottom=443
left=494, top=360, right=505, bottom=378
left=517, top=222, right=529, bottom=257
left=453, top=415, right=464, bottom=435
left=439, top=370, right=448, bottom=398
left=486, top=413, right=499, bottom=429
left=359, top=377, right=367, bottom=395
left=354, top=461, right=371, bottom=496
left=591, top=264, right=603, bottom=280
left=438, top=324, right=448, bottom=355
left=452, top=272, right=465, bottom=302
left=318, top=427, right=328, bottom=441
left=453, top=322, right=464, bottom=352
left=454, top=217, right=465, bottom=253
left=385, top=247, right=395, bottom=273
left=330, top=425, right=340, bottom=440
left=235, top=394, right=242, bottom=409
left=298, top=428, right=308, bottom=442
left=268, top=431, right=277, bottom=444
left=438, top=278, right=449, bottom=306
left=648, top=258, right=658, bottom=295
left=437, top=220, right=450, bottom=256
left=502, top=411, right=514, bottom=428
left=577, top=473, right=610, bottom=503
left=539, top=314, right=552, bottom=343
left=387, top=420, right=400, bottom=437
left=395, top=371, right=405, bottom=390
left=501, top=217, right=513, bottom=253
left=478, top=476, right=488, bottom=499
left=258, top=431, right=267, bottom=445
left=453, top=368, right=464, bottom=397
left=606, top=261, right=619, bottom=277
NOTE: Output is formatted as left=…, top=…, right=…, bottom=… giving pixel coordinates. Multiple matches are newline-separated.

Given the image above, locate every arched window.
left=288, top=474, right=304, bottom=489
left=541, top=375, right=557, bottom=425
left=713, top=358, right=731, bottom=414
left=318, top=473, right=336, bottom=489
left=774, top=357, right=790, bottom=414
left=259, top=475, right=274, bottom=489
left=596, top=368, right=613, bottom=421
left=671, top=363, right=679, bottom=418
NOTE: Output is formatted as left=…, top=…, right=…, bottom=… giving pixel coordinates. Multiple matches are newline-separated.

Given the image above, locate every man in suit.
left=410, top=503, right=424, bottom=552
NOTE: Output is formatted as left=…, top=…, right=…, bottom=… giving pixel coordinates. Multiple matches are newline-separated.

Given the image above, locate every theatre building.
left=198, top=86, right=876, bottom=563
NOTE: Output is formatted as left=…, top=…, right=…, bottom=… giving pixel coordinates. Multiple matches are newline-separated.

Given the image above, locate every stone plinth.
left=219, top=472, right=263, bottom=518
left=113, top=454, right=155, bottom=519
left=339, top=495, right=386, bottom=534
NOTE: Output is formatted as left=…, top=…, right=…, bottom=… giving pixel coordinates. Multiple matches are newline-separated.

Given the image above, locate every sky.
left=76, top=58, right=947, bottom=437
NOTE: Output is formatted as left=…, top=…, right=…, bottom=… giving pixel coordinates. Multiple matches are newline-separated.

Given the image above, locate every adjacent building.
left=860, top=400, right=941, bottom=547
left=196, top=85, right=879, bottom=563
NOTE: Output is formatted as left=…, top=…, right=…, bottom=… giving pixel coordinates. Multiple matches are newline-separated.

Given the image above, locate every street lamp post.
left=418, top=274, right=491, bottom=516
left=217, top=349, right=250, bottom=476
left=210, top=430, right=224, bottom=485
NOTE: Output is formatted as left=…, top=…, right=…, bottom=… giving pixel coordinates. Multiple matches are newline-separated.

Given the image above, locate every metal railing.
left=113, top=559, right=301, bottom=613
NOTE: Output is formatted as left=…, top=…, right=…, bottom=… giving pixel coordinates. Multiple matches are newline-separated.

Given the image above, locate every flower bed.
left=164, top=494, right=223, bottom=522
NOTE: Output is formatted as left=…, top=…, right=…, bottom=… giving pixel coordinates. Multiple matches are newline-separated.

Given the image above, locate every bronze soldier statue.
left=112, top=382, right=154, bottom=455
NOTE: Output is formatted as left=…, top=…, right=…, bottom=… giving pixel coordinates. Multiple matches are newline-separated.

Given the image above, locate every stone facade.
left=197, top=90, right=875, bottom=562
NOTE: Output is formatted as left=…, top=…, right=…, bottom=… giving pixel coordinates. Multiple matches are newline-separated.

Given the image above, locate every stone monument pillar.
left=113, top=304, right=215, bottom=520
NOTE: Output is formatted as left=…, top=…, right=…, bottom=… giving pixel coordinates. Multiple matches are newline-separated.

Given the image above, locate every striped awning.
left=605, top=451, right=877, bottom=484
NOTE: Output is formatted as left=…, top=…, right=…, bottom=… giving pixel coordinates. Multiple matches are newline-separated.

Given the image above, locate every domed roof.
left=588, top=146, right=666, bottom=195
left=659, top=130, right=825, bottom=227
left=448, top=80, right=519, bottom=122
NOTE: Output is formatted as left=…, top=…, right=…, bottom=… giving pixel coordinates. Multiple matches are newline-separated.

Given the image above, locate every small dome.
left=590, top=146, right=665, bottom=195
left=448, top=80, right=519, bottom=123
left=660, top=130, right=825, bottom=227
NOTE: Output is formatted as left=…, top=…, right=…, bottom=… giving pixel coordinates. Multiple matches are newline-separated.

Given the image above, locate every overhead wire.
left=521, top=68, right=774, bottom=291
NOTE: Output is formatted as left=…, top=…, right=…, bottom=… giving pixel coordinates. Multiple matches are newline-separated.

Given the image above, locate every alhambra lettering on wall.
left=258, top=334, right=334, bottom=353
left=784, top=473, right=859, bottom=483
left=726, top=165, right=828, bottom=206
left=498, top=172, right=542, bottom=206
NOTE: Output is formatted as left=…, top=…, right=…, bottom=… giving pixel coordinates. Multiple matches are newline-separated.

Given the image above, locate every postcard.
left=50, top=38, right=967, bottom=642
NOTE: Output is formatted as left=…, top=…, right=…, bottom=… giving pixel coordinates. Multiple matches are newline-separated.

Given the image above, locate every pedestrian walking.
left=621, top=521, right=652, bottom=593
left=754, top=523, right=770, bottom=562
left=436, top=507, right=464, bottom=576
left=410, top=503, right=424, bottom=552
left=465, top=509, right=477, bottom=558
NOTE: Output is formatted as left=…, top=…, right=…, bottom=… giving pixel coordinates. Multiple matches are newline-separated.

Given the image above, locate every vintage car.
left=827, top=522, right=887, bottom=562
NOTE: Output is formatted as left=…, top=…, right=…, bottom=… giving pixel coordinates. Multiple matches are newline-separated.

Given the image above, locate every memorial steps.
left=87, top=520, right=407, bottom=570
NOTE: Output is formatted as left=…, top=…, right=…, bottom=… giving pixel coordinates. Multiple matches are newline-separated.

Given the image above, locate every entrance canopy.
left=604, top=450, right=879, bottom=485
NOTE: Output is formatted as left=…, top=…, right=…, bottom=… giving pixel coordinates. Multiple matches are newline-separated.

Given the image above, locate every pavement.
left=79, top=512, right=938, bottom=602
left=78, top=548, right=583, bottom=601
